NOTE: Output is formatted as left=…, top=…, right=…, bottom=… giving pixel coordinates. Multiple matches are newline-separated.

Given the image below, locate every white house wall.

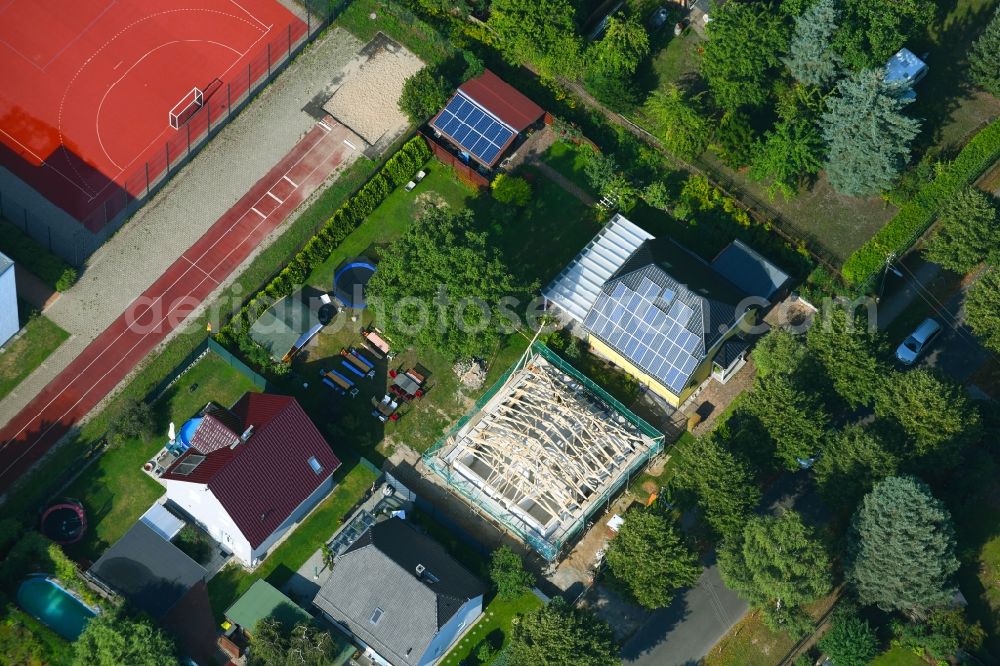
left=164, top=479, right=253, bottom=564
left=0, top=261, right=18, bottom=346
left=418, top=595, right=483, bottom=666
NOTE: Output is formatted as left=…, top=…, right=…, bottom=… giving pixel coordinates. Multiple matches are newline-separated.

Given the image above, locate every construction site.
left=424, top=343, right=664, bottom=561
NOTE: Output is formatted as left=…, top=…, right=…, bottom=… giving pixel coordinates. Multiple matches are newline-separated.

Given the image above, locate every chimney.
left=415, top=563, right=425, bottom=576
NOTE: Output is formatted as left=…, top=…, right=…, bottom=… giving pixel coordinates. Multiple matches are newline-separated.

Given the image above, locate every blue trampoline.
left=334, top=259, right=376, bottom=309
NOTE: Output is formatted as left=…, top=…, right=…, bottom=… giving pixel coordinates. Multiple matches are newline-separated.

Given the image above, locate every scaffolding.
left=424, top=342, right=665, bottom=560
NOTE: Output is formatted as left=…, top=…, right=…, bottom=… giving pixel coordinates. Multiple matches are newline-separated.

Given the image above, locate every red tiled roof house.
left=161, top=393, right=341, bottom=567
left=425, top=69, right=546, bottom=187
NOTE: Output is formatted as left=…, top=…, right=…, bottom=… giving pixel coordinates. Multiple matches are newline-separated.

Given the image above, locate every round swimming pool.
left=178, top=417, right=202, bottom=449
left=333, top=259, right=376, bottom=309
left=17, top=575, right=96, bottom=640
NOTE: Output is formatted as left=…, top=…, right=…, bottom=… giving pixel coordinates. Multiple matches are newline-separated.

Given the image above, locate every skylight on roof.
left=308, top=456, right=323, bottom=475
left=370, top=607, right=384, bottom=625
left=174, top=454, right=205, bottom=476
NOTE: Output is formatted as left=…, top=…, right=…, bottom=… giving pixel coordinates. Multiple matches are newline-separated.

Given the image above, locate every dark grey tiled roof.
left=312, top=518, right=485, bottom=666
left=90, top=521, right=206, bottom=618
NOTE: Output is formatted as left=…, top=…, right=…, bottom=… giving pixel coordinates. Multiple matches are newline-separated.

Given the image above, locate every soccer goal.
left=168, top=87, right=204, bottom=129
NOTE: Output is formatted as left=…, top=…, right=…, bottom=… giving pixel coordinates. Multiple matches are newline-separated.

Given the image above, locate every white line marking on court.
left=228, top=0, right=270, bottom=31
left=266, top=191, right=282, bottom=204
left=343, top=139, right=358, bottom=151
left=182, top=256, right=219, bottom=285
left=113, top=60, right=123, bottom=70
left=0, top=127, right=341, bottom=477
left=250, top=207, right=266, bottom=218
left=282, top=175, right=297, bottom=187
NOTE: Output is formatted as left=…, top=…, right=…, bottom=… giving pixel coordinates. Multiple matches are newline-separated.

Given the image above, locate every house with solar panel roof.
left=160, top=392, right=341, bottom=567
left=424, top=69, right=546, bottom=187
left=544, top=214, right=790, bottom=407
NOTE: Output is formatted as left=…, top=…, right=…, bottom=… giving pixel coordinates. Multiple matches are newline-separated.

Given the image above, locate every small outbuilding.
left=884, top=48, right=928, bottom=99
left=0, top=251, right=18, bottom=347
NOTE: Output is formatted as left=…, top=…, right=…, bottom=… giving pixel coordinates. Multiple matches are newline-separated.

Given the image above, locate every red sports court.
left=0, top=0, right=306, bottom=232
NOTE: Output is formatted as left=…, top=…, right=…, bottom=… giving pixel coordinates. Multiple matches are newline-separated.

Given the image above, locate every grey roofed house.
left=710, top=239, right=791, bottom=301
left=313, top=517, right=487, bottom=666
left=90, top=520, right=206, bottom=619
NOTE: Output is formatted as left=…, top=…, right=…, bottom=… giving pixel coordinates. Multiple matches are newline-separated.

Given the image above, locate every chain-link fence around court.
left=0, top=0, right=352, bottom=266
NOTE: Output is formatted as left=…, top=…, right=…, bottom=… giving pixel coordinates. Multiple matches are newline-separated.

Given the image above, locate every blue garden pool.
left=17, top=575, right=97, bottom=640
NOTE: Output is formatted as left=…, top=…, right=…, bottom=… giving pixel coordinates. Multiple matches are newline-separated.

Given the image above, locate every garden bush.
left=842, top=118, right=1000, bottom=287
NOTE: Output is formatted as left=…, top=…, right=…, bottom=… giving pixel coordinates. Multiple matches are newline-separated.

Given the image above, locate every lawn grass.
left=63, top=351, right=258, bottom=561
left=206, top=462, right=379, bottom=618
left=702, top=610, right=796, bottom=666
left=0, top=314, right=68, bottom=402
left=439, top=591, right=544, bottom=666
left=870, top=646, right=928, bottom=666
left=541, top=140, right=596, bottom=195
left=306, top=161, right=479, bottom=290
left=335, top=0, right=453, bottom=65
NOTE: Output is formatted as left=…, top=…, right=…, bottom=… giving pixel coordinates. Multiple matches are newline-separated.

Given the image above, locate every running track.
left=0, top=116, right=362, bottom=493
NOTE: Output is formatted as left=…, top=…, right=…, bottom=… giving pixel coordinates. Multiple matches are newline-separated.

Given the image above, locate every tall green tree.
left=752, top=328, right=808, bottom=377
left=644, top=85, right=711, bottom=159
left=673, top=433, right=762, bottom=539
left=398, top=68, right=450, bottom=125
left=507, top=598, right=618, bottom=666
left=718, top=512, right=832, bottom=634
left=367, top=206, right=527, bottom=360
left=806, top=307, right=886, bottom=408
left=489, top=545, right=535, bottom=600
left=591, top=16, right=649, bottom=76
left=605, top=509, right=701, bottom=609
left=711, top=110, right=757, bottom=168
left=820, top=70, right=921, bottom=197
left=969, top=8, right=1000, bottom=96
left=813, top=426, right=898, bottom=512
left=817, top=608, right=879, bottom=666
left=784, top=0, right=842, bottom=87
left=701, top=0, right=789, bottom=110
left=73, top=611, right=176, bottom=666
left=967, top=268, right=1000, bottom=353
left=833, top=0, right=935, bottom=70
left=874, top=369, right=982, bottom=465
left=749, top=117, right=824, bottom=200
left=488, top=0, right=582, bottom=78
left=249, top=619, right=344, bottom=666
left=744, top=374, right=828, bottom=470
left=923, top=186, right=1000, bottom=273
left=846, top=476, right=959, bottom=612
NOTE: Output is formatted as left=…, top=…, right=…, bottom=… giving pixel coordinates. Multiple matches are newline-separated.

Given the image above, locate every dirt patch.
left=323, top=33, right=423, bottom=147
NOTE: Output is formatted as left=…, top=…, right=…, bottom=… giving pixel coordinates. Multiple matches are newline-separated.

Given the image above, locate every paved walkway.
left=0, top=117, right=362, bottom=492
left=0, top=28, right=365, bottom=430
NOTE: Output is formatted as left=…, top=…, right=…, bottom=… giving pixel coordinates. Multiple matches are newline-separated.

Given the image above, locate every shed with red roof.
left=162, top=393, right=340, bottom=566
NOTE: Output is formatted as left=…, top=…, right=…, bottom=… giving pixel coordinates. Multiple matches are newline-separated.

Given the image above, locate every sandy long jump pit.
left=323, top=33, right=423, bottom=148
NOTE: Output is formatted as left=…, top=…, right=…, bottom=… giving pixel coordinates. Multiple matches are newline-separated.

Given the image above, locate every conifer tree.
left=968, top=7, right=1000, bottom=96
left=784, top=0, right=841, bottom=88
left=820, top=70, right=920, bottom=197
left=744, top=374, right=828, bottom=470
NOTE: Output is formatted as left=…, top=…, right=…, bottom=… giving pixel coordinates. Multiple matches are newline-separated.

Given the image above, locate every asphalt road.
left=622, top=554, right=747, bottom=666
left=879, top=258, right=993, bottom=384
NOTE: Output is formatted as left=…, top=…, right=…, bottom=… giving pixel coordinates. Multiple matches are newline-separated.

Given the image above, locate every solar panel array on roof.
left=174, top=454, right=206, bottom=476
left=585, top=282, right=701, bottom=395
left=431, top=93, right=514, bottom=166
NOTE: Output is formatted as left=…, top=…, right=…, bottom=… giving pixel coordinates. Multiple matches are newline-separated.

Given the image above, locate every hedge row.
left=842, top=118, right=1000, bottom=287
left=0, top=219, right=78, bottom=291
left=216, top=135, right=431, bottom=352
